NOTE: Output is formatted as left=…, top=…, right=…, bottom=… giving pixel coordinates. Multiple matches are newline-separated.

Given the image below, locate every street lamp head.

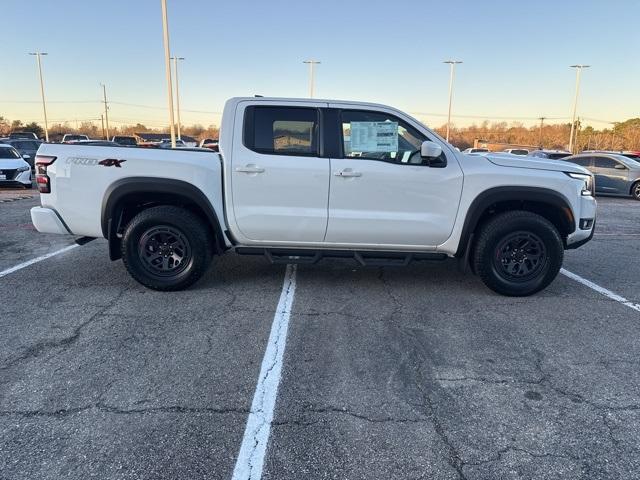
left=443, top=60, right=463, bottom=64
left=303, top=60, right=321, bottom=64
left=171, top=56, right=185, bottom=60
left=570, top=64, right=590, bottom=69
left=28, top=52, right=48, bottom=56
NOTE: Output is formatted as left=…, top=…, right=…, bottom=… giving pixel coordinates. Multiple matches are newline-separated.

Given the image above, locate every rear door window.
left=568, top=156, right=592, bottom=168
left=244, top=106, right=319, bottom=156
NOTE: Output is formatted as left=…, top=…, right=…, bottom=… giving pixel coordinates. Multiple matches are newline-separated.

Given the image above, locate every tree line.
left=0, top=116, right=220, bottom=142
left=434, top=118, right=640, bottom=151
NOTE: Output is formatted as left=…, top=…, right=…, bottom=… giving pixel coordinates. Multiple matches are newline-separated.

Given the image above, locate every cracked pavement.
left=1, top=195, right=640, bottom=479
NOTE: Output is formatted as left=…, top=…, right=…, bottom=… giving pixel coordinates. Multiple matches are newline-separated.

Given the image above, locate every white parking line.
left=561, top=268, right=640, bottom=313
left=0, top=244, right=79, bottom=278
left=232, top=264, right=297, bottom=480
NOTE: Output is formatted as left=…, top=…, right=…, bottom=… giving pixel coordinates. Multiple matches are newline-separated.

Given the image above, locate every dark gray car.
left=3, top=139, right=42, bottom=168
left=564, top=153, right=640, bottom=200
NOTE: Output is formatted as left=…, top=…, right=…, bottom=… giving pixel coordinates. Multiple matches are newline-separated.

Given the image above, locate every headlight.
left=17, top=165, right=30, bottom=172
left=566, top=172, right=593, bottom=196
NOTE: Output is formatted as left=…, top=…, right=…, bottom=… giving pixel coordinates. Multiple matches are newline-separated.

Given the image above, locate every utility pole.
left=171, top=56, right=185, bottom=139
left=610, top=123, right=616, bottom=150
left=160, top=0, right=176, bottom=148
left=303, top=60, right=321, bottom=98
left=100, top=114, right=106, bottom=139
left=443, top=60, right=463, bottom=143
left=568, top=64, right=590, bottom=153
left=28, top=52, right=49, bottom=142
left=538, top=116, right=546, bottom=147
left=100, top=83, right=110, bottom=139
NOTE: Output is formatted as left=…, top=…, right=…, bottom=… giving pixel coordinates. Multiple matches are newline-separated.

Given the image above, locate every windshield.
left=623, top=157, right=640, bottom=168
left=0, top=147, right=20, bottom=159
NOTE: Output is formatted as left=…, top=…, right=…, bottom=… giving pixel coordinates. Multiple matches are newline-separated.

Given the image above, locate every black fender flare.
left=101, top=177, right=226, bottom=259
left=455, top=186, right=575, bottom=257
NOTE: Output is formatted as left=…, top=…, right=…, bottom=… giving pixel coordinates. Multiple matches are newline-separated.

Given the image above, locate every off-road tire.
left=472, top=210, right=563, bottom=296
left=121, top=205, right=213, bottom=291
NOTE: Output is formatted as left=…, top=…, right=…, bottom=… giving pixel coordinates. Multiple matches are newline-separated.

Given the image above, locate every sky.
left=1, top=0, right=639, bottom=131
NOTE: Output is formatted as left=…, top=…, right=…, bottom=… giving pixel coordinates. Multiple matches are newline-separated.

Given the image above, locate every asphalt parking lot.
left=1, top=190, right=639, bottom=480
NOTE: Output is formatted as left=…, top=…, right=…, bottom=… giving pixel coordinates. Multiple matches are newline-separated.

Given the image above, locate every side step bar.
left=234, top=247, right=447, bottom=267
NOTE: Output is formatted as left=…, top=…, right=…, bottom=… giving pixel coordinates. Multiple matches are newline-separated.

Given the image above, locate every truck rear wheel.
left=121, top=205, right=213, bottom=291
left=472, top=211, right=563, bottom=296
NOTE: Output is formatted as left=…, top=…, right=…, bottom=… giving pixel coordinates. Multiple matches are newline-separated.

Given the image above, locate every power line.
left=0, top=100, right=99, bottom=104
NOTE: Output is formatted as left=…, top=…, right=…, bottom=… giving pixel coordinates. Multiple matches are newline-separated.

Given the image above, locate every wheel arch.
left=455, top=186, right=576, bottom=258
left=101, top=177, right=226, bottom=260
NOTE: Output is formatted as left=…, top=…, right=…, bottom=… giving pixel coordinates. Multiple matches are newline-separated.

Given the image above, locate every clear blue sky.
left=1, top=0, right=639, bottom=130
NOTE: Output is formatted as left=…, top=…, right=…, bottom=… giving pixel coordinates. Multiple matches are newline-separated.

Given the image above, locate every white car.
left=503, top=148, right=529, bottom=156
left=462, top=147, right=489, bottom=154
left=61, top=134, right=90, bottom=143
left=30, top=96, right=596, bottom=296
left=0, top=144, right=32, bottom=188
left=158, top=138, right=187, bottom=148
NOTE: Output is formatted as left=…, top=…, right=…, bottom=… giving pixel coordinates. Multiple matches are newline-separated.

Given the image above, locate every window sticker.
left=349, top=121, right=398, bottom=152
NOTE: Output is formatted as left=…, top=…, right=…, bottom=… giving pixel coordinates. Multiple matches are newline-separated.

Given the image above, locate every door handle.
left=334, top=169, right=362, bottom=178
left=235, top=165, right=265, bottom=174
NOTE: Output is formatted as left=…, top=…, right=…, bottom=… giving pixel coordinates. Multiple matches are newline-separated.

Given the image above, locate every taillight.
left=35, top=155, right=56, bottom=193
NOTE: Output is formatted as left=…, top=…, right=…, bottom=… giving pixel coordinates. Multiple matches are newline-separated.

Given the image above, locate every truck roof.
left=228, top=96, right=402, bottom=111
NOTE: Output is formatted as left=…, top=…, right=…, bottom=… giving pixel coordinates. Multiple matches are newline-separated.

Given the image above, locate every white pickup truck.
left=31, top=97, right=596, bottom=296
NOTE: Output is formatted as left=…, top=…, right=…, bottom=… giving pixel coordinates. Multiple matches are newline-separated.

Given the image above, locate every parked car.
left=69, top=140, right=118, bottom=146
left=502, top=148, right=529, bottom=155
left=0, top=144, right=32, bottom=188
left=563, top=153, right=640, bottom=200
left=199, top=138, right=219, bottom=151
left=528, top=150, right=571, bottom=160
left=462, top=147, right=489, bottom=154
left=582, top=150, right=640, bottom=162
left=8, top=131, right=39, bottom=140
left=3, top=138, right=42, bottom=168
left=158, top=138, right=187, bottom=149
left=61, top=134, right=90, bottom=143
left=111, top=135, right=138, bottom=146
left=30, top=96, right=596, bottom=296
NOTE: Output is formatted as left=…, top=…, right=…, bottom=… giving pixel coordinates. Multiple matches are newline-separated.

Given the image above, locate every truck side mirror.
left=420, top=140, right=442, bottom=159
left=614, top=164, right=626, bottom=170
left=22, top=154, right=31, bottom=160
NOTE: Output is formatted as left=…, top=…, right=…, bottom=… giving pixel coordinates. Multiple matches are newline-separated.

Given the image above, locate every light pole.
left=160, top=0, right=176, bottom=148
left=171, top=56, right=185, bottom=139
left=443, top=60, right=462, bottom=143
left=28, top=52, right=49, bottom=142
left=100, top=83, right=110, bottom=139
left=303, top=60, right=320, bottom=98
left=568, top=64, right=590, bottom=153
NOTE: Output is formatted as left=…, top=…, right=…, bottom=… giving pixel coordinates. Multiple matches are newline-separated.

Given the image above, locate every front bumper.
left=30, top=207, right=71, bottom=235
left=0, top=169, right=31, bottom=186
left=566, top=195, right=596, bottom=249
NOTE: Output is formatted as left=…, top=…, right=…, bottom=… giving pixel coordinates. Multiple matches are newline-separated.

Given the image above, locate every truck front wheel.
left=472, top=211, right=563, bottom=296
left=121, top=205, right=213, bottom=291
